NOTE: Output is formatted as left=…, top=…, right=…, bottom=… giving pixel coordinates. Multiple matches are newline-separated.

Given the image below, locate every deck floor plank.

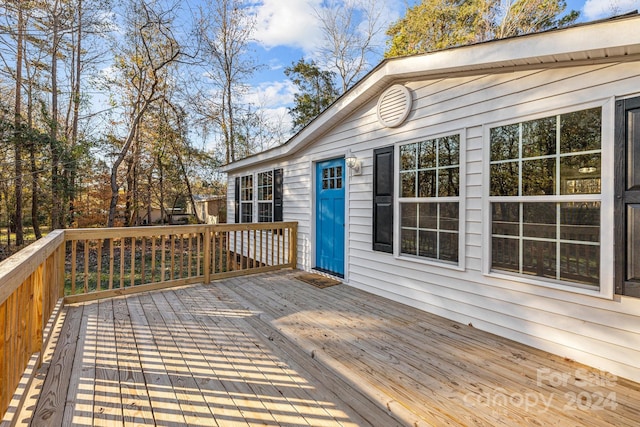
left=149, top=289, right=261, bottom=426
left=168, top=287, right=307, bottom=426
left=22, top=270, right=640, bottom=427
left=62, top=300, right=97, bottom=427
left=93, top=299, right=124, bottom=426
left=31, top=305, right=83, bottom=426
left=194, top=284, right=405, bottom=427
left=112, top=297, right=155, bottom=426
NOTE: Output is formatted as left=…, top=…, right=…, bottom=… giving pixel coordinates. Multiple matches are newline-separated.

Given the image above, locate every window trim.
left=394, top=130, right=466, bottom=271
left=482, top=99, right=615, bottom=299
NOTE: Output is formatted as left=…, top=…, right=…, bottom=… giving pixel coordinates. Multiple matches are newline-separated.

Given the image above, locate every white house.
left=222, top=14, right=640, bottom=383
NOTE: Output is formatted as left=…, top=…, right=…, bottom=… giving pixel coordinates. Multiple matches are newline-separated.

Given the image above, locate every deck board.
left=26, top=270, right=640, bottom=426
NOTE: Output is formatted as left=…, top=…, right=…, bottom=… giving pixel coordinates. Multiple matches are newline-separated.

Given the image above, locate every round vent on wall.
left=377, top=84, right=412, bottom=128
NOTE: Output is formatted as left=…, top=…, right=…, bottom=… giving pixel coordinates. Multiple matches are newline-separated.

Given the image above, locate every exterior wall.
left=227, top=61, right=640, bottom=383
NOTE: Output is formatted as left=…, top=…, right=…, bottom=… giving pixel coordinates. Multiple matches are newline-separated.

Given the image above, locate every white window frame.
left=482, top=99, right=615, bottom=299
left=394, top=130, right=466, bottom=271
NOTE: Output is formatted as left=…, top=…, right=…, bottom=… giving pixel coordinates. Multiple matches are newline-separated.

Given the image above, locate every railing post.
left=57, top=241, right=65, bottom=299
left=32, top=265, right=44, bottom=356
left=289, top=223, right=297, bottom=270
left=203, top=226, right=211, bottom=284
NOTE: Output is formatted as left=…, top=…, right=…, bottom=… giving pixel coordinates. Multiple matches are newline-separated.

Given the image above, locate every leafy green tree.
left=284, top=59, right=339, bottom=132
left=385, top=0, right=578, bottom=57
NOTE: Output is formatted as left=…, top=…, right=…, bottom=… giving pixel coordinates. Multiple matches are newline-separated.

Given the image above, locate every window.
left=257, top=171, right=273, bottom=222
left=399, top=134, right=460, bottom=263
left=489, top=107, right=602, bottom=288
left=234, top=169, right=283, bottom=223
left=321, top=165, right=343, bottom=189
left=240, top=175, right=253, bottom=223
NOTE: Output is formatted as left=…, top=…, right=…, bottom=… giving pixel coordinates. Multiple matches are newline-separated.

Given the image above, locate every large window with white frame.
left=489, top=107, right=602, bottom=289
left=399, top=134, right=460, bottom=263
left=257, top=170, right=273, bottom=222
left=240, top=175, right=253, bottom=223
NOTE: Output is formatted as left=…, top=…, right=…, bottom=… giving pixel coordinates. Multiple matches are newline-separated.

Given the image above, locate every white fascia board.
left=222, top=15, right=640, bottom=174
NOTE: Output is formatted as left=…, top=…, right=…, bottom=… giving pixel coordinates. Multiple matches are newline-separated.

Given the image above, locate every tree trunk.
left=125, top=156, right=133, bottom=226
left=158, top=153, right=165, bottom=224
left=50, top=3, right=62, bottom=230
left=14, top=3, right=24, bottom=246
left=146, top=171, right=152, bottom=224
left=68, top=0, right=82, bottom=225
left=108, top=101, right=151, bottom=227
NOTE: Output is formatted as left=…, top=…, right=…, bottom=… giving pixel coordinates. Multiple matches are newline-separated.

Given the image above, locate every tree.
left=105, top=0, right=183, bottom=228
left=385, top=0, right=578, bottom=57
left=315, top=0, right=385, bottom=92
left=284, top=59, right=339, bottom=132
left=496, top=0, right=579, bottom=39
left=196, top=0, right=259, bottom=164
left=13, top=0, right=25, bottom=245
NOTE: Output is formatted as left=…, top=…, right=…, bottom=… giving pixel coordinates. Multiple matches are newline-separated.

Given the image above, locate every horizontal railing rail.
left=0, top=221, right=297, bottom=422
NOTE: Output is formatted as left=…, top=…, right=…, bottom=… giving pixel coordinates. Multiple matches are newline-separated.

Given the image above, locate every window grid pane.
left=258, top=203, right=273, bottom=222
left=490, top=201, right=601, bottom=287
left=400, top=202, right=459, bottom=263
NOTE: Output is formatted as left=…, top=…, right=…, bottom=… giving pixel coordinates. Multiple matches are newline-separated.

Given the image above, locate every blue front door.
left=316, top=158, right=345, bottom=277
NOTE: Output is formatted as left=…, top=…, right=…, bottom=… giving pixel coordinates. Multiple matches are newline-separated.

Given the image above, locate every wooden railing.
left=0, top=222, right=297, bottom=421
left=0, top=230, right=66, bottom=423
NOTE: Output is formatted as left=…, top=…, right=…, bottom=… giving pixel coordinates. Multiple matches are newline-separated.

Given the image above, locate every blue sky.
left=238, top=0, right=640, bottom=134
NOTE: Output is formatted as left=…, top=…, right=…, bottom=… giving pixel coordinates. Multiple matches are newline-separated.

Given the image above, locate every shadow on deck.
left=16, top=271, right=640, bottom=426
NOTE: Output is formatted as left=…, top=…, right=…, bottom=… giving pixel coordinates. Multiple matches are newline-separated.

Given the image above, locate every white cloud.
left=244, top=80, right=296, bottom=108
left=251, top=0, right=323, bottom=54
left=583, top=0, right=640, bottom=20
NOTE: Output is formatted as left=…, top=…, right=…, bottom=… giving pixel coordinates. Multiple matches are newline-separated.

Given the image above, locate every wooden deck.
left=16, top=271, right=640, bottom=426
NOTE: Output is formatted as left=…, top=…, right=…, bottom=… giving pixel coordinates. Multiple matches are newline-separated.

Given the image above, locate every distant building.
left=188, top=195, right=227, bottom=224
